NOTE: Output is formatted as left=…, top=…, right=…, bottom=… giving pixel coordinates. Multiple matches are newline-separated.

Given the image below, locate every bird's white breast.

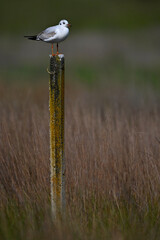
left=53, top=26, right=69, bottom=43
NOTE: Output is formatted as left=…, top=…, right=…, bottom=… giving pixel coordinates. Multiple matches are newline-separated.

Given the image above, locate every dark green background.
left=1, top=0, right=160, bottom=34
left=1, top=0, right=160, bottom=90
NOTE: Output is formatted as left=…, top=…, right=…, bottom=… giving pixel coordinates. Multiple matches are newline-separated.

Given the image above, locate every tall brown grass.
left=0, top=81, right=160, bottom=239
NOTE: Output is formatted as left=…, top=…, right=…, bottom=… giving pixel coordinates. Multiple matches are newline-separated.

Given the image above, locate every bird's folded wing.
left=38, top=29, right=56, bottom=41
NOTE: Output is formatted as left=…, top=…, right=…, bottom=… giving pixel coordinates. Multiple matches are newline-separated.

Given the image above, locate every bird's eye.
left=63, top=22, right=65, bottom=24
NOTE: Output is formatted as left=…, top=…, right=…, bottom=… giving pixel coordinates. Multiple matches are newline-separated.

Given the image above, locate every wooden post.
left=49, top=54, right=65, bottom=218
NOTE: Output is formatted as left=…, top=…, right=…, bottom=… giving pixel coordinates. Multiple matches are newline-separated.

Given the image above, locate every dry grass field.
left=0, top=79, right=160, bottom=239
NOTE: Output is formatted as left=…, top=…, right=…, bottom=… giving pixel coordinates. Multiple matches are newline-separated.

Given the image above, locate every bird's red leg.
left=56, top=43, right=59, bottom=55
left=52, top=43, right=55, bottom=56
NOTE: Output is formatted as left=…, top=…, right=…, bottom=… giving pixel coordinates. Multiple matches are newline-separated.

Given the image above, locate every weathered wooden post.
left=49, top=54, right=65, bottom=219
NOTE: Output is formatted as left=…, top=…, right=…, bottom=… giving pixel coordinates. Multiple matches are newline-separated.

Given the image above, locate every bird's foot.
left=52, top=53, right=56, bottom=56
left=56, top=52, right=61, bottom=55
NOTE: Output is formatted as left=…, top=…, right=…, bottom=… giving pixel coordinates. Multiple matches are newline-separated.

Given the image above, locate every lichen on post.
left=49, top=54, right=65, bottom=219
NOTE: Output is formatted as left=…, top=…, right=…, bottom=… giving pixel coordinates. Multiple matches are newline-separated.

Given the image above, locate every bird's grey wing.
left=37, top=26, right=58, bottom=41
left=37, top=31, right=56, bottom=41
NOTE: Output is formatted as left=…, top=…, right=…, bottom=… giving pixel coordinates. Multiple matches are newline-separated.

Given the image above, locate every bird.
left=24, top=19, right=71, bottom=56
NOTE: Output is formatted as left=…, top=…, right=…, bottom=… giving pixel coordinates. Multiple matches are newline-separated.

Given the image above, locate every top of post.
left=49, top=54, right=64, bottom=61
left=49, top=54, right=65, bottom=72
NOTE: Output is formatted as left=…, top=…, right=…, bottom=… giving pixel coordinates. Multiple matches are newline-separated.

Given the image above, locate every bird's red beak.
left=67, top=23, right=72, bottom=28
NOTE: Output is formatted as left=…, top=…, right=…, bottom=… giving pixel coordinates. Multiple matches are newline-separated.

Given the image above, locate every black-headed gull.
left=24, top=19, right=71, bottom=56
